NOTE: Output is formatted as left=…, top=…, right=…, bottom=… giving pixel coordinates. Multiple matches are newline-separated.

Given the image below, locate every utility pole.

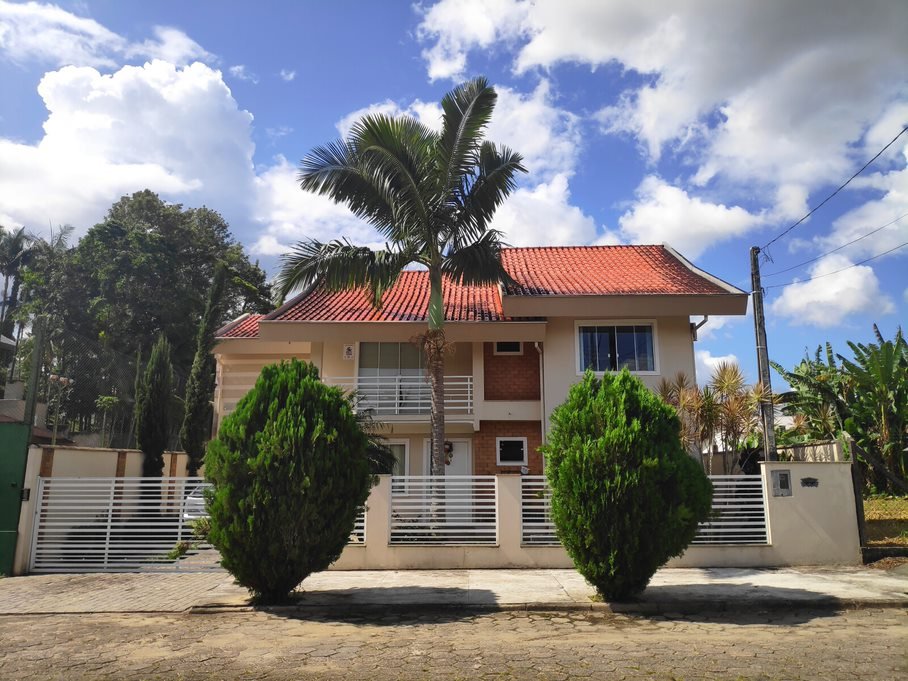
left=750, top=247, right=777, bottom=461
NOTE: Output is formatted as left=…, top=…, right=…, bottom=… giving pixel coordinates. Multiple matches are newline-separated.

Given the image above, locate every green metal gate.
left=0, top=422, right=31, bottom=575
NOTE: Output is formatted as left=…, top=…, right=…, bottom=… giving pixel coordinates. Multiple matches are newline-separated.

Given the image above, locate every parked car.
left=182, top=485, right=210, bottom=521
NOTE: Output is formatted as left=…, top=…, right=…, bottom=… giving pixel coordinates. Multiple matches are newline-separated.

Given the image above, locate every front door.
left=423, top=438, right=471, bottom=476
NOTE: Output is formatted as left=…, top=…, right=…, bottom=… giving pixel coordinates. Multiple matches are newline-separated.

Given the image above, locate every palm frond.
left=440, top=229, right=516, bottom=287
left=454, top=142, right=526, bottom=244
left=275, top=239, right=415, bottom=305
left=350, top=114, right=438, bottom=240
left=437, top=77, right=497, bottom=196
left=298, top=139, right=398, bottom=237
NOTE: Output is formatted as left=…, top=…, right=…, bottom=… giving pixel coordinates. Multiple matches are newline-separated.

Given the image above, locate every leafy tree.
left=772, top=325, right=907, bottom=493
left=18, top=191, right=271, bottom=375
left=136, top=335, right=174, bottom=478
left=839, top=327, right=907, bottom=483
left=180, top=264, right=228, bottom=475
left=276, top=77, right=526, bottom=474
left=543, top=370, right=712, bottom=601
left=205, top=359, right=372, bottom=603
left=770, top=343, right=850, bottom=443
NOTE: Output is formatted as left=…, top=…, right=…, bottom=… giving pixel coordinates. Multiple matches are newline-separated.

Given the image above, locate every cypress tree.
left=180, top=264, right=228, bottom=475
left=136, top=335, right=174, bottom=478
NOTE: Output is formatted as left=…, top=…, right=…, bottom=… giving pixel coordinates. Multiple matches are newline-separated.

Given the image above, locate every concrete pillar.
left=496, top=474, right=522, bottom=558
left=472, top=342, right=484, bottom=428
left=364, top=475, right=391, bottom=563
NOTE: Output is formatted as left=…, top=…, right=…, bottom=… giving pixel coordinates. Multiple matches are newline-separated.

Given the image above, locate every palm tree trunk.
left=427, top=329, right=446, bottom=476
left=426, top=267, right=446, bottom=477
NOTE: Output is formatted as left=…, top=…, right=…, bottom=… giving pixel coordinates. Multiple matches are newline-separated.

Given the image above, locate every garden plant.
left=543, top=369, right=713, bottom=600
left=204, top=359, right=373, bottom=603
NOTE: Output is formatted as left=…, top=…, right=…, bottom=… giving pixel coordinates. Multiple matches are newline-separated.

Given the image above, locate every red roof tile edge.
left=233, top=245, right=744, bottom=328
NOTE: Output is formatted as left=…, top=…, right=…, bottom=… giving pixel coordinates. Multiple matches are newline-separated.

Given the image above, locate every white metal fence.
left=691, top=475, right=767, bottom=545
left=389, top=475, right=497, bottom=544
left=29, top=477, right=219, bottom=573
left=518, top=474, right=768, bottom=547
left=29, top=477, right=369, bottom=573
left=521, top=476, right=559, bottom=545
left=324, top=376, right=473, bottom=416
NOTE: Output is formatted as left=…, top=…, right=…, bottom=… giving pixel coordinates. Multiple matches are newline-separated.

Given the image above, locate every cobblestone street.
left=1, top=607, right=905, bottom=680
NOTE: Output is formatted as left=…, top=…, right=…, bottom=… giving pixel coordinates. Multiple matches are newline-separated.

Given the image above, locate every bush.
left=205, top=359, right=372, bottom=603
left=542, top=370, right=712, bottom=601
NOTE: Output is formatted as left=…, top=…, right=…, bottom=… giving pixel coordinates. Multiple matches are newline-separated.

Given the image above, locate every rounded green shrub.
left=204, top=359, right=372, bottom=603
left=542, top=370, right=712, bottom=601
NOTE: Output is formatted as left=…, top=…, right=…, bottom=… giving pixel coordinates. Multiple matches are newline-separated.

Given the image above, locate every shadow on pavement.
left=629, top=582, right=845, bottom=624
left=257, top=586, right=500, bottom=625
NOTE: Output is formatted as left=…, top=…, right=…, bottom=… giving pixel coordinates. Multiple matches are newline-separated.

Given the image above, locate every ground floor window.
left=496, top=437, right=528, bottom=466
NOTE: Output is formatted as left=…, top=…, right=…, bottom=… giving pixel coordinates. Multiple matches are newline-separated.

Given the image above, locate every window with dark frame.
left=494, top=341, right=522, bottom=355
left=497, top=437, right=527, bottom=465
left=578, top=324, right=655, bottom=372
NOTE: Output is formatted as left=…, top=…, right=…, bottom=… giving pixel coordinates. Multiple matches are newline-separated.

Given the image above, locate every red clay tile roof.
left=500, top=245, right=730, bottom=296
left=267, top=271, right=506, bottom=323
left=219, top=246, right=738, bottom=333
left=216, top=313, right=263, bottom=338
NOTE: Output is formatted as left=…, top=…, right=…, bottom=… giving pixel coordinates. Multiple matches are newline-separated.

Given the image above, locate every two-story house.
left=212, top=245, right=748, bottom=477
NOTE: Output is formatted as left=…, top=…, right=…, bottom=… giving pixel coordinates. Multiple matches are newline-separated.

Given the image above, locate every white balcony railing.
left=323, top=375, right=473, bottom=416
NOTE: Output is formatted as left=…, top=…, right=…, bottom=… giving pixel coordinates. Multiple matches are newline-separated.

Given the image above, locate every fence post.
left=103, top=479, right=116, bottom=571
left=496, top=475, right=521, bottom=555
left=850, top=461, right=867, bottom=549
left=364, top=476, right=391, bottom=560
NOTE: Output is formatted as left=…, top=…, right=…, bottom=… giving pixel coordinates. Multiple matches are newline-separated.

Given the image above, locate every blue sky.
left=1, top=0, right=906, bottom=386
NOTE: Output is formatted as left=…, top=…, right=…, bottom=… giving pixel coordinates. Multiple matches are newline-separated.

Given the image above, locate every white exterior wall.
left=330, top=463, right=861, bottom=570
left=541, top=316, right=696, bottom=424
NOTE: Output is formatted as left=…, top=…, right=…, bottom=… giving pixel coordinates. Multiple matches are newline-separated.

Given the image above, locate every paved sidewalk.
left=1, top=566, right=906, bottom=615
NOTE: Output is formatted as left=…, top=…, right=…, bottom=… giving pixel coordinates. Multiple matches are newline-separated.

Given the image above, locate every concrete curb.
left=187, top=597, right=908, bottom=616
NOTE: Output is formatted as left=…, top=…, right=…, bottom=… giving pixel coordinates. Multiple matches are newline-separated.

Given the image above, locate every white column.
left=496, top=474, right=522, bottom=558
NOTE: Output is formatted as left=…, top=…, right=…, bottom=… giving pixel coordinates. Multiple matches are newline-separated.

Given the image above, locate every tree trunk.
left=426, top=328, right=446, bottom=476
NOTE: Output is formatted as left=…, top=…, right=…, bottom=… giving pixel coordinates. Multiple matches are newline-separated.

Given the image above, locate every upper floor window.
left=358, top=342, right=423, bottom=377
left=577, top=322, right=656, bottom=374
left=494, top=341, right=522, bottom=355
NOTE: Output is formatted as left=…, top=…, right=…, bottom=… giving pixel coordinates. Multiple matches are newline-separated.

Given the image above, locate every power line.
left=762, top=212, right=908, bottom=278
left=761, top=125, right=908, bottom=252
left=760, top=241, right=908, bottom=291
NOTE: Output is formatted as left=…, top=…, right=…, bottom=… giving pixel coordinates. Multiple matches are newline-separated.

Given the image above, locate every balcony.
left=323, top=375, right=474, bottom=417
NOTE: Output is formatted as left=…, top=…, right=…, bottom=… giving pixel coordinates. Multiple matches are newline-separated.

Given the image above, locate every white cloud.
left=485, top=81, right=579, bottom=182
left=0, top=0, right=124, bottom=66
left=0, top=61, right=256, bottom=238
left=125, top=25, right=212, bottom=65
left=279, top=68, right=295, bottom=81
left=695, top=349, right=738, bottom=386
left=817, top=142, right=908, bottom=259
left=416, top=0, right=528, bottom=81
left=250, top=156, right=381, bottom=257
left=335, top=99, right=443, bottom=138
left=228, top=64, right=258, bottom=84
left=490, top=173, right=598, bottom=246
left=265, top=125, right=293, bottom=142
left=417, top=0, right=908, bottom=216
left=769, top=254, right=895, bottom=327
left=693, top=315, right=741, bottom=342
left=616, top=176, right=764, bottom=257
left=331, top=80, right=593, bottom=247
left=0, top=2, right=213, bottom=68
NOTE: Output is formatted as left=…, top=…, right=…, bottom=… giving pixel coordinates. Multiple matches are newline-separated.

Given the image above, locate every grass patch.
left=864, top=497, right=908, bottom=546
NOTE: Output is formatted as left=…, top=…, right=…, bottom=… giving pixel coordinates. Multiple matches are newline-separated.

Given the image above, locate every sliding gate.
left=29, top=477, right=221, bottom=573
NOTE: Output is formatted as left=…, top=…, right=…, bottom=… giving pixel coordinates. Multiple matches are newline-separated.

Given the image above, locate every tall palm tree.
left=276, top=77, right=526, bottom=475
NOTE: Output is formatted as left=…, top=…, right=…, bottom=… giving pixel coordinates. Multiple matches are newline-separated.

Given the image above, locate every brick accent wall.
left=483, top=342, right=541, bottom=401
left=472, top=420, right=544, bottom=475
